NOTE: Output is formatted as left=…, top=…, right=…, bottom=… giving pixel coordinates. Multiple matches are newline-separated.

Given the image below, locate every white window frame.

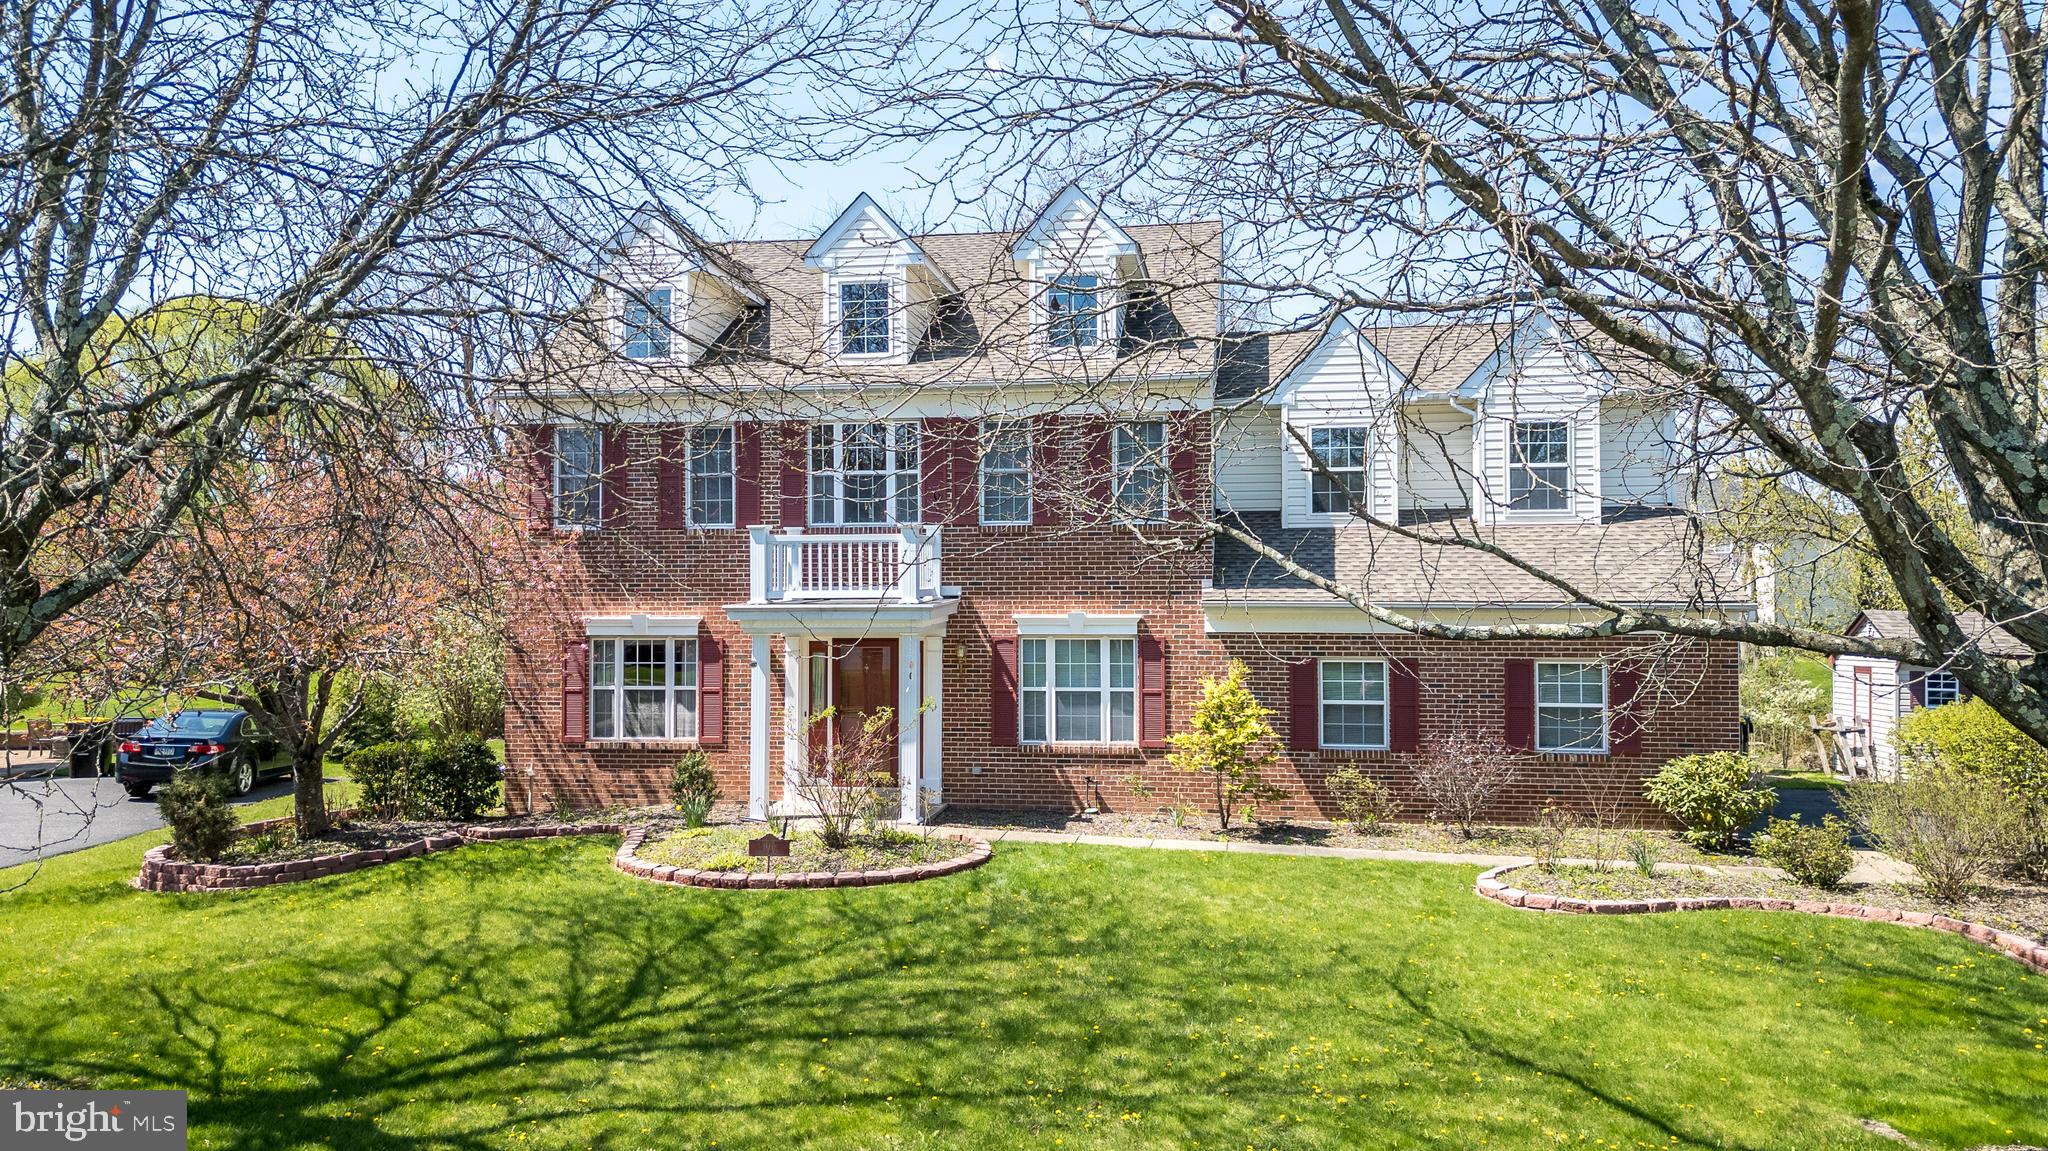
left=1308, top=426, right=1371, bottom=516
left=809, top=422, right=920, bottom=526
left=1045, top=274, right=1105, bottom=350
left=1319, top=660, right=1389, bottom=750
left=621, top=286, right=673, bottom=360
left=1019, top=636, right=1137, bottom=745
left=589, top=636, right=699, bottom=742
left=553, top=426, right=601, bottom=530
left=1112, top=420, right=1169, bottom=522
left=1921, top=670, right=1962, bottom=708
left=837, top=280, right=892, bottom=356
left=1535, top=660, right=1608, bottom=754
left=979, top=419, right=1033, bottom=526
left=687, top=425, right=735, bottom=529
left=1508, top=420, right=1572, bottom=513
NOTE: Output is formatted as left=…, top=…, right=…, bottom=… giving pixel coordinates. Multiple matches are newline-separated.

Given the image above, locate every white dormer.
left=1459, top=313, right=1606, bottom=526
left=1011, top=188, right=1142, bottom=353
left=1268, top=318, right=1404, bottom=527
left=607, top=206, right=761, bottom=366
left=804, top=193, right=955, bottom=364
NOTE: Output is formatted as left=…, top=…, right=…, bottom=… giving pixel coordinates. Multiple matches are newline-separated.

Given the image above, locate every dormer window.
left=1047, top=275, right=1102, bottom=349
left=839, top=281, right=891, bottom=355
left=1309, top=427, right=1370, bottom=514
left=622, top=287, right=673, bottom=360
left=1509, top=420, right=1571, bottom=511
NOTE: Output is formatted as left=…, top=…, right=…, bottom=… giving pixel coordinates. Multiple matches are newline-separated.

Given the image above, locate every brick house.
left=501, top=189, right=1750, bottom=825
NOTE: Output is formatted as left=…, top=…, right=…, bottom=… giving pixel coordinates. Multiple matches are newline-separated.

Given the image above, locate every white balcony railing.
left=748, top=526, right=944, bottom=605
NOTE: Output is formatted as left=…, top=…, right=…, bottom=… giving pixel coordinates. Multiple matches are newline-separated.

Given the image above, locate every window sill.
left=586, top=739, right=703, bottom=750
left=1533, top=748, right=1611, bottom=758
left=1018, top=742, right=1145, bottom=755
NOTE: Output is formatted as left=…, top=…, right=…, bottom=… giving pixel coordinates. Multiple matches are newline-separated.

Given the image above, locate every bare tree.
left=860, top=0, right=2048, bottom=744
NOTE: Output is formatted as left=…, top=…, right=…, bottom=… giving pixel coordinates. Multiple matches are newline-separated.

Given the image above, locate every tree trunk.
left=293, top=748, right=329, bottom=839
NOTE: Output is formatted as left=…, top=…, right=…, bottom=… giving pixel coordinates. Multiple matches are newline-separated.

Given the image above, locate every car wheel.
left=124, top=782, right=152, bottom=800
left=233, top=757, right=255, bottom=797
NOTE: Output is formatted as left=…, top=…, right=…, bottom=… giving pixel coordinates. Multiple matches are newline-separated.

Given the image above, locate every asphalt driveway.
left=0, top=774, right=295, bottom=871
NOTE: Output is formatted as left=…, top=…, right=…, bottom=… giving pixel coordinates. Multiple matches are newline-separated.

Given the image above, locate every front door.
left=831, top=639, right=898, bottom=782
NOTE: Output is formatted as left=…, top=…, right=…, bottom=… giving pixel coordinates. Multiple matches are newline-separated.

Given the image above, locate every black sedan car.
left=115, top=710, right=287, bottom=799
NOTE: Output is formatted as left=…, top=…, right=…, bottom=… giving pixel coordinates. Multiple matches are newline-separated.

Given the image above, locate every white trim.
left=1010, top=186, right=1139, bottom=263
left=584, top=614, right=703, bottom=638
left=552, top=426, right=602, bottom=530
left=1534, top=659, right=1609, bottom=755
left=1200, top=599, right=1758, bottom=634
left=1014, top=612, right=1142, bottom=637
left=978, top=418, right=1034, bottom=526
left=1318, top=658, right=1390, bottom=751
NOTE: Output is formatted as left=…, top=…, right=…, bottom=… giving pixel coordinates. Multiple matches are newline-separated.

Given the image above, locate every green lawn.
left=2, top=830, right=2044, bottom=1150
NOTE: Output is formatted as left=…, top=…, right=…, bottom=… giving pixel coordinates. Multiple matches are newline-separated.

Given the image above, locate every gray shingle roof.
left=1852, top=609, right=2034, bottom=659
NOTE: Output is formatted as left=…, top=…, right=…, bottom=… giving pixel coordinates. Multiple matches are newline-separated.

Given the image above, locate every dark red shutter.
left=519, top=425, right=553, bottom=531
left=990, top=637, right=1019, bottom=746
left=656, top=426, right=686, bottom=530
left=1031, top=415, right=1062, bottom=526
left=730, top=422, right=762, bottom=528
left=561, top=638, right=589, bottom=746
left=1138, top=634, right=1167, bottom=748
left=954, top=422, right=980, bottom=525
left=1906, top=671, right=1925, bottom=708
left=921, top=417, right=976, bottom=525
left=698, top=633, right=725, bottom=746
left=1287, top=659, right=1319, bottom=752
left=1389, top=658, right=1420, bottom=752
left=1084, top=418, right=1114, bottom=517
left=779, top=421, right=808, bottom=528
left=1504, top=659, right=1535, bottom=751
left=1610, top=663, right=1643, bottom=756
left=600, top=427, right=628, bottom=528
left=1168, top=411, right=1204, bottom=521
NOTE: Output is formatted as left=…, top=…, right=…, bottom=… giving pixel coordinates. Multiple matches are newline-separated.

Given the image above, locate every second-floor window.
left=1309, top=426, right=1370, bottom=515
left=622, top=287, right=672, bottom=359
left=1922, top=670, right=1962, bottom=707
left=810, top=422, right=920, bottom=525
left=689, top=426, right=734, bottom=528
left=1509, top=420, right=1571, bottom=511
left=553, top=427, right=601, bottom=529
left=980, top=420, right=1032, bottom=525
left=839, top=281, right=891, bottom=355
left=1046, top=275, right=1101, bottom=349
left=1112, top=421, right=1169, bottom=521
left=1536, top=661, right=1606, bottom=753
left=590, top=637, right=698, bottom=740
left=1020, top=636, right=1136, bottom=744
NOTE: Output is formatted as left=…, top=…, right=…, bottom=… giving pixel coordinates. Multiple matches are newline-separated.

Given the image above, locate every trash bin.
left=65, top=722, right=112, bottom=778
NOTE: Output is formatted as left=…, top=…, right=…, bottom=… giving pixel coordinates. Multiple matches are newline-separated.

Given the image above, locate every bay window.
left=1320, top=660, right=1388, bottom=749
left=809, top=422, right=920, bottom=525
left=1535, top=661, right=1606, bottom=753
left=1020, top=637, right=1136, bottom=744
left=590, top=637, right=699, bottom=741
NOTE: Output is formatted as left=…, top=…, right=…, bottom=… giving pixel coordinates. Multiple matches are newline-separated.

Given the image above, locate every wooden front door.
left=832, top=639, right=898, bottom=782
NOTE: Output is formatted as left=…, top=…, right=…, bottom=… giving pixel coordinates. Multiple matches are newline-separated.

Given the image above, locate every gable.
left=802, top=193, right=953, bottom=287
left=1010, top=187, right=1140, bottom=278
left=1269, top=318, right=1409, bottom=413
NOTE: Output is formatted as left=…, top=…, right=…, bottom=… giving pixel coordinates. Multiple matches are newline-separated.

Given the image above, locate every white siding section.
left=617, top=229, right=744, bottom=366
left=1213, top=407, right=1282, bottom=512
left=1399, top=405, right=1474, bottom=510
left=1601, top=402, right=1675, bottom=508
left=1471, top=318, right=1603, bottom=525
left=810, top=206, right=939, bottom=363
left=1831, top=653, right=1907, bottom=778
left=1276, top=331, right=1400, bottom=526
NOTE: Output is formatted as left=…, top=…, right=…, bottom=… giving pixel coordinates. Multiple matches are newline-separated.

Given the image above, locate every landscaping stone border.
left=611, top=827, right=992, bottom=890
left=1474, top=864, right=2048, bottom=975
left=134, top=817, right=625, bottom=893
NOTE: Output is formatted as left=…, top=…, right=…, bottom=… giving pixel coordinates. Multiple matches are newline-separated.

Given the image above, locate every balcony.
left=747, top=526, right=944, bottom=605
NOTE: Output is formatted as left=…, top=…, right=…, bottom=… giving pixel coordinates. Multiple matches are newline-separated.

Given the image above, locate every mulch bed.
left=637, top=825, right=974, bottom=874
left=219, top=819, right=468, bottom=864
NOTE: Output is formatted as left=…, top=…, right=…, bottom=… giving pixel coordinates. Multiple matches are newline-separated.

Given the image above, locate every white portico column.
left=781, top=636, right=805, bottom=799
left=920, top=635, right=944, bottom=812
left=748, top=633, right=771, bottom=821
left=897, top=633, right=922, bottom=824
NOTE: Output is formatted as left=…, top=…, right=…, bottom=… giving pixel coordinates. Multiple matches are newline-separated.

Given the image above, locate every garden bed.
left=615, top=825, right=988, bottom=889
left=135, top=815, right=623, bottom=893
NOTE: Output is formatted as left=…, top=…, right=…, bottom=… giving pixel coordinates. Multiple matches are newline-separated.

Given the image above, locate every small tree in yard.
left=1168, top=661, right=1282, bottom=831
left=1412, top=733, right=1517, bottom=839
left=1743, top=656, right=1827, bottom=771
left=792, top=707, right=899, bottom=849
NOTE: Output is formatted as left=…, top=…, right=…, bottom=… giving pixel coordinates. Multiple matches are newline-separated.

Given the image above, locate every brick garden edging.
left=1474, top=864, right=2048, bottom=975
left=611, top=827, right=992, bottom=890
left=134, top=817, right=625, bottom=893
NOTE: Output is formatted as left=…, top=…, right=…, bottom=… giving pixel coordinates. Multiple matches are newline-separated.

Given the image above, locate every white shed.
left=1829, top=609, right=2030, bottom=778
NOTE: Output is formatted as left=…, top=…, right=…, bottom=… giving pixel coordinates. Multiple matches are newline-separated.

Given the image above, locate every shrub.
left=329, top=677, right=407, bottom=760
left=1412, top=731, right=1516, bottom=838
left=1895, top=696, right=2048, bottom=879
left=1754, top=816, right=1855, bottom=890
left=158, top=771, right=239, bottom=862
left=1643, top=752, right=1774, bottom=850
left=669, top=750, right=719, bottom=827
left=1167, top=661, right=1283, bottom=831
left=1325, top=767, right=1393, bottom=834
left=414, top=733, right=501, bottom=820
left=1742, top=654, right=1827, bottom=770
left=345, top=740, right=422, bottom=815
left=1844, top=766, right=2026, bottom=903
left=1534, top=802, right=1576, bottom=874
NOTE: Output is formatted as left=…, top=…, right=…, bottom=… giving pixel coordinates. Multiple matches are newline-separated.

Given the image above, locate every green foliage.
left=1742, top=654, right=1827, bottom=769
left=1623, top=831, right=1662, bottom=877
left=343, top=735, right=500, bottom=820
left=158, top=771, right=239, bottom=862
left=344, top=741, right=419, bottom=815
left=395, top=609, right=506, bottom=738
left=1643, top=753, right=1775, bottom=850
left=1167, top=660, right=1282, bottom=831
left=669, top=750, right=719, bottom=828
left=1895, top=697, right=2048, bottom=878
left=1325, top=766, right=1393, bottom=834
left=1753, top=816, right=1855, bottom=890
left=1844, top=766, right=2026, bottom=903
left=330, top=677, right=408, bottom=760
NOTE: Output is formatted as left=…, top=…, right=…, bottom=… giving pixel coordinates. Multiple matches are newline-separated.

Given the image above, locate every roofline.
left=1010, top=185, right=1139, bottom=263
left=609, top=203, right=766, bottom=306
left=801, top=193, right=959, bottom=292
